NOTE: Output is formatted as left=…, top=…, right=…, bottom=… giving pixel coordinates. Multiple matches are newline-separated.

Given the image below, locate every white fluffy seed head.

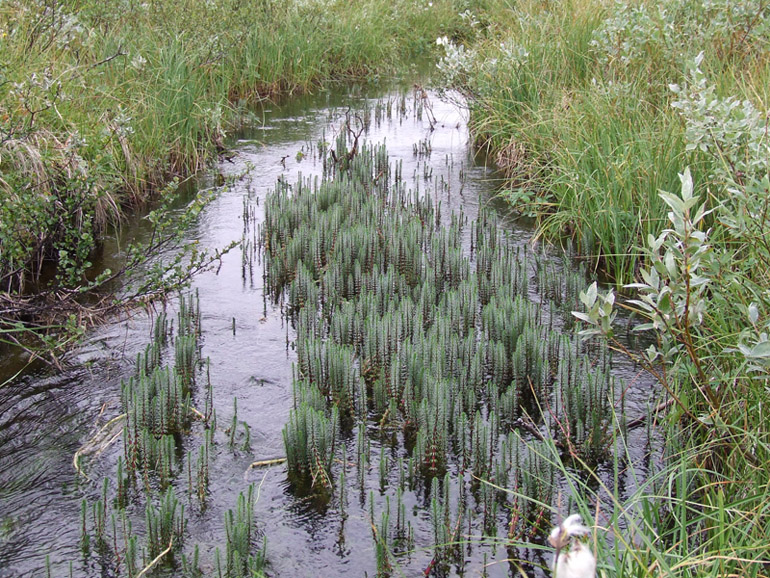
left=549, top=514, right=596, bottom=578
left=562, top=514, right=591, bottom=538
left=549, top=514, right=590, bottom=549
left=554, top=540, right=596, bottom=578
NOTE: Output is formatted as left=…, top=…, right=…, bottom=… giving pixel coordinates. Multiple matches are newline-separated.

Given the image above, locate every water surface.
left=0, top=87, right=655, bottom=577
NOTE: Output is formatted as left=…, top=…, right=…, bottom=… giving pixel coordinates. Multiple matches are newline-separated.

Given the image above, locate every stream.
left=0, top=87, right=654, bottom=578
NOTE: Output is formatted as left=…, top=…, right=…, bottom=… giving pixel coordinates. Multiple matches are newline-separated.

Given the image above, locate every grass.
left=492, top=425, right=770, bottom=578
left=444, top=0, right=767, bottom=285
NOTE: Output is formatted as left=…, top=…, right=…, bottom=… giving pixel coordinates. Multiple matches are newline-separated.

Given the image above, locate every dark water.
left=0, top=87, right=655, bottom=577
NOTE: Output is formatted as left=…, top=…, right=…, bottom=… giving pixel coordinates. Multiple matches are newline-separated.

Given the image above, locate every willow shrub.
left=574, top=165, right=770, bottom=572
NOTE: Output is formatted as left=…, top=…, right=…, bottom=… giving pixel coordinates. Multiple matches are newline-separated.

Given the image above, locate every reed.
left=80, top=499, right=90, bottom=556
left=193, top=428, right=212, bottom=506
left=441, top=0, right=768, bottom=289
left=123, top=518, right=139, bottom=578
left=122, top=367, right=191, bottom=438
left=91, top=478, right=110, bottom=553
left=228, top=397, right=239, bottom=450
left=296, top=339, right=360, bottom=422
left=356, top=421, right=370, bottom=497
left=175, top=334, right=198, bottom=387
left=153, top=313, right=169, bottom=349
left=378, top=445, right=389, bottom=492
left=393, top=484, right=413, bottom=553
left=429, top=473, right=464, bottom=570
left=80, top=481, right=143, bottom=575
left=181, top=545, right=201, bottom=578
left=119, top=297, right=206, bottom=491
left=177, top=291, right=201, bottom=338
left=495, top=426, right=770, bottom=578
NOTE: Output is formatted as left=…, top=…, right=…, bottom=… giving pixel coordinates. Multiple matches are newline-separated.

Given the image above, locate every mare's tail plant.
left=224, top=484, right=267, bottom=578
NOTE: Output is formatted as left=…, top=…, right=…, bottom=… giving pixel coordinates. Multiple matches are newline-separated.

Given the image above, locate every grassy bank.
left=440, top=0, right=767, bottom=284
left=439, top=0, right=770, bottom=574
left=0, top=0, right=469, bottom=297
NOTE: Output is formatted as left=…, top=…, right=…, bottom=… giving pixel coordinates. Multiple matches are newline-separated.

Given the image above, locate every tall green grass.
left=436, top=0, right=770, bottom=572
left=444, top=0, right=767, bottom=285
left=494, top=427, right=770, bottom=578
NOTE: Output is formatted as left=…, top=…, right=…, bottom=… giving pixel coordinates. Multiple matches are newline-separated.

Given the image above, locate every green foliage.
left=145, top=487, right=186, bottom=564
left=452, top=11, right=770, bottom=567
left=224, top=485, right=267, bottom=578
left=121, top=303, right=201, bottom=494
left=0, top=0, right=469, bottom=356
left=441, top=0, right=768, bottom=284
left=590, top=0, right=769, bottom=73
left=282, top=390, right=339, bottom=495
left=500, top=432, right=770, bottom=578
left=79, top=298, right=267, bottom=576
left=573, top=162, right=770, bottom=569
left=267, top=138, right=627, bottom=565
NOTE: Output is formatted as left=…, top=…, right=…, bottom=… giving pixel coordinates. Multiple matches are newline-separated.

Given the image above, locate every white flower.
left=548, top=514, right=596, bottom=578
left=131, top=53, right=147, bottom=71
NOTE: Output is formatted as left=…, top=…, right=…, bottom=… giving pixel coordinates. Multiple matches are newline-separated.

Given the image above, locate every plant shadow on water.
left=0, top=86, right=657, bottom=577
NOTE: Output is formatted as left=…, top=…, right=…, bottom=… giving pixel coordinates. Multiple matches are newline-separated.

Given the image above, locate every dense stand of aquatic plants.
left=263, top=137, right=627, bottom=572
left=77, top=293, right=267, bottom=577
left=121, top=294, right=200, bottom=489
left=223, top=484, right=268, bottom=578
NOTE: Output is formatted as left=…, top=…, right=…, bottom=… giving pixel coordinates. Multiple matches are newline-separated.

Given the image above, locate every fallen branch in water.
left=135, top=538, right=173, bottom=578
left=249, top=457, right=287, bottom=467
left=74, top=404, right=210, bottom=477
left=189, top=406, right=206, bottom=420
left=73, top=413, right=127, bottom=479
left=244, top=457, right=286, bottom=481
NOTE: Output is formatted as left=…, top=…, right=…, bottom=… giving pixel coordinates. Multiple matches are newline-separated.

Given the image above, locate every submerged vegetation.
left=263, top=134, right=629, bottom=572
left=77, top=292, right=268, bottom=577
